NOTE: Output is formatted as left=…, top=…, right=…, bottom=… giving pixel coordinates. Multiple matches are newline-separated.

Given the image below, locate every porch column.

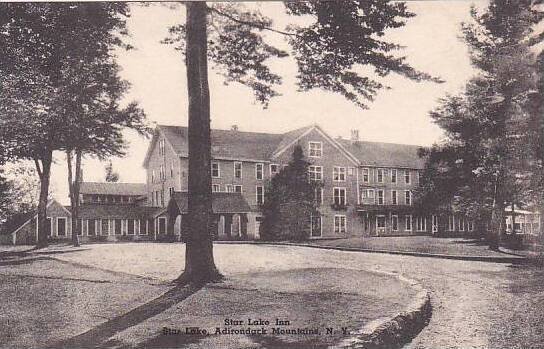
left=224, top=213, right=233, bottom=239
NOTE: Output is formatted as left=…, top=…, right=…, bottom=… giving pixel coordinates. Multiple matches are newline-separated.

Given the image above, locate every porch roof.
left=168, top=191, right=251, bottom=215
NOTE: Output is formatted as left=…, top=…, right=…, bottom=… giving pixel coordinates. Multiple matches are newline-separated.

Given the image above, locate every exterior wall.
left=273, top=128, right=359, bottom=239
left=146, top=133, right=181, bottom=208
left=9, top=201, right=72, bottom=245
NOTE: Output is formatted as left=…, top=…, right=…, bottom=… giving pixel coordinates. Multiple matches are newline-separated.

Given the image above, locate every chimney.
left=231, top=125, right=239, bottom=131
left=350, top=129, right=359, bottom=142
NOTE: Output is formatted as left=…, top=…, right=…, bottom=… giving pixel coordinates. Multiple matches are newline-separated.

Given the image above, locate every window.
left=310, top=214, right=322, bottom=237
left=348, top=167, right=354, bottom=176
left=256, top=186, right=264, bottom=205
left=160, top=165, right=165, bottom=181
left=160, top=190, right=164, bottom=206
left=376, top=215, right=386, bottom=229
left=468, top=220, right=474, bottom=232
left=404, top=169, right=411, bottom=184
left=212, top=184, right=220, bottom=192
left=361, top=189, right=375, bottom=203
left=114, top=219, right=122, bottom=235
left=88, top=219, right=99, bottom=236
left=270, top=164, right=279, bottom=176
left=308, top=166, right=323, bottom=181
left=139, top=219, right=148, bottom=235
left=158, top=217, right=167, bottom=235
left=333, top=187, right=347, bottom=206
left=101, top=220, right=109, bottom=236
left=127, top=219, right=135, bottom=235
left=169, top=187, right=174, bottom=198
left=333, top=167, right=346, bottom=181
left=256, top=163, right=264, bottom=180
left=57, top=217, right=67, bottom=236
left=315, top=188, right=323, bottom=205
left=226, top=184, right=234, bottom=193
left=448, top=215, right=455, bottom=231
left=405, top=215, right=412, bottom=231
left=432, top=215, right=439, bottom=233
left=459, top=217, right=465, bottom=231
left=234, top=162, right=242, bottom=179
left=212, top=162, right=220, bottom=178
left=391, top=215, right=399, bottom=231
left=405, top=190, right=412, bottom=206
left=151, top=170, right=155, bottom=183
left=234, top=185, right=243, bottom=193
left=77, top=219, right=83, bottom=236
left=377, top=189, right=384, bottom=205
left=309, top=141, right=322, bottom=157
left=377, top=168, right=384, bottom=183
left=416, top=217, right=426, bottom=232
left=362, top=168, right=370, bottom=183
left=170, top=163, right=174, bottom=178
left=391, top=190, right=398, bottom=205
left=334, top=215, right=347, bottom=233
left=391, top=169, right=397, bottom=184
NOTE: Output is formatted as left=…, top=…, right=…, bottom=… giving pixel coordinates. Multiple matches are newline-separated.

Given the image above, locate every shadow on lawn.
left=48, top=283, right=202, bottom=349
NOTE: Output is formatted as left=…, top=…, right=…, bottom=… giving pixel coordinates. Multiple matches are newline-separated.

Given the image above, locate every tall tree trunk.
left=34, top=151, right=52, bottom=249
left=67, top=150, right=82, bottom=247
left=489, top=174, right=505, bottom=250
left=177, top=2, right=222, bottom=284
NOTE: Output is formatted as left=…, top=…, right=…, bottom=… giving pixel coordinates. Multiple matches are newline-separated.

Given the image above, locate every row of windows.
left=361, top=189, right=412, bottom=206
left=151, top=163, right=175, bottom=183
left=212, top=162, right=280, bottom=180
left=447, top=216, right=475, bottom=232
left=82, top=195, right=135, bottom=204
left=213, top=184, right=265, bottom=205
left=40, top=217, right=169, bottom=236
left=309, top=214, right=347, bottom=237
left=362, top=168, right=415, bottom=185
left=374, top=215, right=426, bottom=231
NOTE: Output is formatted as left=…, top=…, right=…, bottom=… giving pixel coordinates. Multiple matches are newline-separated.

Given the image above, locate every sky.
left=43, top=0, right=486, bottom=204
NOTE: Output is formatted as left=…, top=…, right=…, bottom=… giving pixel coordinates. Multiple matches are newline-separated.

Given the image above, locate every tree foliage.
left=0, top=3, right=147, bottom=247
left=105, top=161, right=120, bottom=183
left=163, top=1, right=438, bottom=109
left=260, top=145, right=321, bottom=241
left=417, top=0, right=543, bottom=246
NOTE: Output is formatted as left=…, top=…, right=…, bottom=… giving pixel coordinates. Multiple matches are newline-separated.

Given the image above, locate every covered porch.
left=166, top=191, right=252, bottom=241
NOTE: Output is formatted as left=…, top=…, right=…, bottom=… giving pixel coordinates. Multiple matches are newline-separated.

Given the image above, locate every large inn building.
left=5, top=123, right=515, bottom=245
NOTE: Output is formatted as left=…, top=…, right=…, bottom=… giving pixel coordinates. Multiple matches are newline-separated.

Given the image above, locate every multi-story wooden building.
left=142, top=124, right=451, bottom=239
left=3, top=123, right=490, bottom=245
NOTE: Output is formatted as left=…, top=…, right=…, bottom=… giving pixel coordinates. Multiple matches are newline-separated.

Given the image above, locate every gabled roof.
left=2, top=199, right=71, bottom=236
left=79, top=182, right=147, bottom=196
left=168, top=191, right=251, bottom=215
left=144, top=125, right=285, bottom=166
left=144, top=123, right=426, bottom=170
left=339, top=139, right=426, bottom=169
left=271, top=124, right=360, bottom=165
left=78, top=204, right=163, bottom=220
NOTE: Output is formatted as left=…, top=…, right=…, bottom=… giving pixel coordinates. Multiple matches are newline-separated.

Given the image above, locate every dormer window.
left=309, top=142, right=322, bottom=158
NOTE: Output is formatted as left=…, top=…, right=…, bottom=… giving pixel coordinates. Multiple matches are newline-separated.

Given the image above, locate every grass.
left=310, top=236, right=514, bottom=257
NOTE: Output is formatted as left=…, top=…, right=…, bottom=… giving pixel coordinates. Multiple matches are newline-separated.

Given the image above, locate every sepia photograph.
left=0, top=1, right=543, bottom=348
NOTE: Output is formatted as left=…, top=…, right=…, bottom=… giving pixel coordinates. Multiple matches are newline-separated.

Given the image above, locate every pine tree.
left=261, top=145, right=321, bottom=241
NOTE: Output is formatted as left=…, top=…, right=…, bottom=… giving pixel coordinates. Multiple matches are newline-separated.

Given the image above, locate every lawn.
left=0, top=243, right=419, bottom=349
left=309, top=236, right=516, bottom=257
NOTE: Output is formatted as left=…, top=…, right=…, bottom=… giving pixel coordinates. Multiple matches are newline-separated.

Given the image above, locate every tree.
left=164, top=1, right=437, bottom=283
left=0, top=3, right=147, bottom=247
left=105, top=161, right=120, bottom=183
left=418, top=0, right=543, bottom=249
left=261, top=145, right=321, bottom=241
